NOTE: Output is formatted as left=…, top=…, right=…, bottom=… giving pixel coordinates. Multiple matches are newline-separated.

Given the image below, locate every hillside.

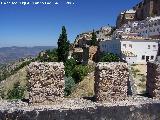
left=0, top=66, right=28, bottom=99
left=0, top=46, right=55, bottom=64
left=69, top=72, right=95, bottom=98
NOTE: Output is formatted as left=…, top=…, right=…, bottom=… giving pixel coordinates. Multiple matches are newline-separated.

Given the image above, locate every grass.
left=0, top=67, right=28, bottom=99
left=69, top=72, right=95, bottom=98
left=130, top=64, right=147, bottom=94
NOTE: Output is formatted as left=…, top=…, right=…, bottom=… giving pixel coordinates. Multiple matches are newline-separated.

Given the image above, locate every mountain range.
left=0, top=46, right=56, bottom=64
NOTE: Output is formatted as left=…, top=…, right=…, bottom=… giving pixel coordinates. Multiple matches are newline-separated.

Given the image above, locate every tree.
left=64, top=58, right=77, bottom=77
left=57, top=26, right=70, bottom=62
left=72, top=65, right=90, bottom=83
left=91, top=29, right=97, bottom=46
left=37, top=49, right=58, bottom=62
left=100, top=52, right=120, bottom=62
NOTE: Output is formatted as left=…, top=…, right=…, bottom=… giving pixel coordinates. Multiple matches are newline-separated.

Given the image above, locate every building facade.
left=100, top=38, right=158, bottom=64
left=116, top=9, right=136, bottom=28
left=116, top=0, right=160, bottom=28
left=134, top=0, right=160, bottom=20
left=132, top=16, right=160, bottom=39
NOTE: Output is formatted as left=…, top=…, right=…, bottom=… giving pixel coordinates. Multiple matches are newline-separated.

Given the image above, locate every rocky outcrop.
left=27, top=62, right=65, bottom=105
left=94, top=62, right=129, bottom=102
left=147, top=62, right=160, bottom=99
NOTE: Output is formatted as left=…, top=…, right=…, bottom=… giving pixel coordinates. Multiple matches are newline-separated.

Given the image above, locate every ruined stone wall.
left=83, top=46, right=98, bottom=64
left=27, top=62, right=65, bottom=105
left=94, top=62, right=129, bottom=102
left=1, top=98, right=160, bottom=120
left=147, top=62, right=160, bottom=99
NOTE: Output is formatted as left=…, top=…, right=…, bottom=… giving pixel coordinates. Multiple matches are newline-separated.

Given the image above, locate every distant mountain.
left=0, top=46, right=56, bottom=64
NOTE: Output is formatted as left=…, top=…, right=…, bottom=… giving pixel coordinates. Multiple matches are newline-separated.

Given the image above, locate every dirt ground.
left=131, top=64, right=147, bottom=94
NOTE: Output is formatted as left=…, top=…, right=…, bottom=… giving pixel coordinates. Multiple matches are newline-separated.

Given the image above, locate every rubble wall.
left=27, top=62, right=65, bottom=105
left=94, top=62, right=129, bottom=102
left=147, top=62, right=160, bottom=99
left=0, top=101, right=160, bottom=120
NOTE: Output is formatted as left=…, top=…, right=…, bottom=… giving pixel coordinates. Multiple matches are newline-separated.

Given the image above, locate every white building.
left=132, top=16, right=160, bottom=38
left=100, top=38, right=159, bottom=64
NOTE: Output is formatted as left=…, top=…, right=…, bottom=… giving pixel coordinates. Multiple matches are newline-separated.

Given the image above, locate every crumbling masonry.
left=27, top=61, right=160, bottom=105
left=147, top=62, right=160, bottom=99
left=94, top=62, right=129, bottom=102
left=27, top=62, right=65, bottom=105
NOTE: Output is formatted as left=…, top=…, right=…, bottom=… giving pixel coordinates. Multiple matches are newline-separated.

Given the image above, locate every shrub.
left=72, top=65, right=90, bottom=83
left=7, top=82, right=25, bottom=99
left=64, top=77, right=75, bottom=96
left=99, top=52, right=120, bottom=62
left=36, top=49, right=58, bottom=62
left=64, top=58, right=77, bottom=77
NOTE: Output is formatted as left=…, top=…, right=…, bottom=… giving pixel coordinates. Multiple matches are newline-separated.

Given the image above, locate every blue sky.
left=0, top=0, right=141, bottom=47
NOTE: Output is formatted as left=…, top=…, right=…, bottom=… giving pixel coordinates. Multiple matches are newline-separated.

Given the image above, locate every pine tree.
left=91, top=29, right=97, bottom=46
left=57, top=26, right=70, bottom=62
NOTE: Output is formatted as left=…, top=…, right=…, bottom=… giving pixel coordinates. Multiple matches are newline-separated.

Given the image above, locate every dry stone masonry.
left=27, top=62, right=65, bottom=105
left=147, top=62, right=160, bottom=100
left=94, top=62, right=129, bottom=102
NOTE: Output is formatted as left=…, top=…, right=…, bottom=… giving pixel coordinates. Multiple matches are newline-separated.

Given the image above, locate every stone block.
left=94, top=62, right=129, bottom=102
left=27, top=62, right=65, bottom=105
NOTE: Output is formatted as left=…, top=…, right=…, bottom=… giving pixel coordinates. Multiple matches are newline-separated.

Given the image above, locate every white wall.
left=100, top=39, right=121, bottom=56
left=100, top=39, right=159, bottom=64
left=132, top=18, right=160, bottom=38
left=121, top=40, right=158, bottom=64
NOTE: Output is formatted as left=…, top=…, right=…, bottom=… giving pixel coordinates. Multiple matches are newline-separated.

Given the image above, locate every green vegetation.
left=0, top=60, right=31, bottom=82
left=109, top=26, right=116, bottom=36
left=0, top=26, right=96, bottom=99
left=72, top=65, right=92, bottom=83
left=64, top=58, right=77, bottom=77
left=99, top=52, right=120, bottom=62
left=91, top=30, right=97, bottom=46
left=64, top=77, right=75, bottom=96
left=64, top=58, right=94, bottom=96
left=36, top=49, right=58, bottom=62
left=7, top=82, right=25, bottom=99
left=57, top=26, right=70, bottom=62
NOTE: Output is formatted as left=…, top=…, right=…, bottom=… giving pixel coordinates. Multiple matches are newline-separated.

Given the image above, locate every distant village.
left=72, top=0, right=160, bottom=65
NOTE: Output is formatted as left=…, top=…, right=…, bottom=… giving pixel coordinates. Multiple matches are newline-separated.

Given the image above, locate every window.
left=148, top=45, right=150, bottom=49
left=151, top=56, right=154, bottom=60
left=153, top=45, right=156, bottom=49
left=142, top=55, right=145, bottom=60
left=123, top=44, right=126, bottom=48
left=155, top=23, right=157, bottom=26
left=129, top=44, right=132, bottom=48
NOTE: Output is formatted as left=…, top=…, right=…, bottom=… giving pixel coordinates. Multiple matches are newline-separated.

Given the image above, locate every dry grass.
left=0, top=67, right=28, bottom=99
left=69, top=72, right=95, bottom=98
left=131, top=64, right=147, bottom=94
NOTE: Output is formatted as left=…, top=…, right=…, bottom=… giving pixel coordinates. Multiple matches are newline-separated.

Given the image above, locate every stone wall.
left=27, top=62, right=65, bottom=105
left=83, top=46, right=98, bottom=64
left=94, top=62, right=129, bottom=102
left=147, top=62, right=160, bottom=99
left=0, top=97, right=160, bottom=120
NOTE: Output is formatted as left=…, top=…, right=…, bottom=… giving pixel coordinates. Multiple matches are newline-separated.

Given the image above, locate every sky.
left=0, top=0, right=141, bottom=47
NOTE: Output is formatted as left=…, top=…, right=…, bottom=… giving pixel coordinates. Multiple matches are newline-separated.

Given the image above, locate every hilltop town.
left=1, top=0, right=160, bottom=120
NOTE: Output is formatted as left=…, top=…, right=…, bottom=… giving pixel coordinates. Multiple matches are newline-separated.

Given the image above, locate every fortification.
left=94, top=62, right=129, bottom=102
left=147, top=62, right=160, bottom=99
left=27, top=62, right=65, bottom=105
